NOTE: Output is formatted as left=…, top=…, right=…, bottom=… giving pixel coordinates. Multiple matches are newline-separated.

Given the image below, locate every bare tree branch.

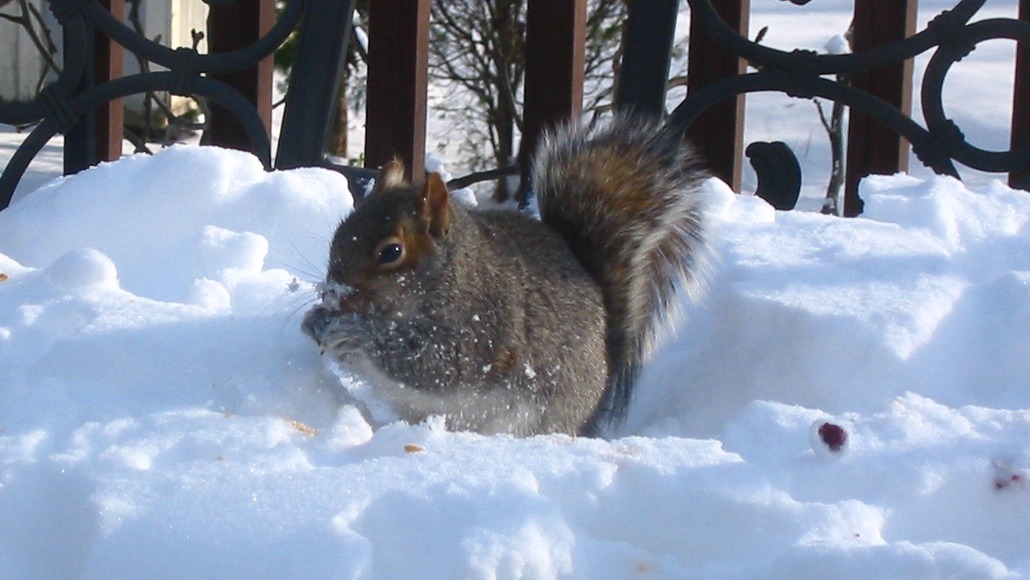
left=428, top=0, right=625, bottom=200
left=13, top=0, right=62, bottom=75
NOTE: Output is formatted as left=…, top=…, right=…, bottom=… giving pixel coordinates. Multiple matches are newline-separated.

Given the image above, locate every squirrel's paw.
left=302, top=305, right=368, bottom=357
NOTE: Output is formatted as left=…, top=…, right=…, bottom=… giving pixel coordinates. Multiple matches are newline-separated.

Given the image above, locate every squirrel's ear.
left=421, top=172, right=451, bottom=236
left=371, top=160, right=407, bottom=196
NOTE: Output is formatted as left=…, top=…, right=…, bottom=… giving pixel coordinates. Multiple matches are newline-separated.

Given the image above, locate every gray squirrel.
left=302, top=115, right=709, bottom=436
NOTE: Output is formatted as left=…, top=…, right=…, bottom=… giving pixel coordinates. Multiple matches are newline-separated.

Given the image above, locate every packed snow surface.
left=1, top=145, right=1029, bottom=579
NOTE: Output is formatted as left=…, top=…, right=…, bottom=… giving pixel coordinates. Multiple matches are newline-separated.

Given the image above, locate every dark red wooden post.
left=518, top=0, right=586, bottom=185
left=365, top=0, right=431, bottom=181
left=1011, top=0, right=1030, bottom=190
left=844, top=0, right=917, bottom=216
left=206, top=0, right=275, bottom=151
left=686, top=0, right=749, bottom=192
left=96, top=0, right=124, bottom=162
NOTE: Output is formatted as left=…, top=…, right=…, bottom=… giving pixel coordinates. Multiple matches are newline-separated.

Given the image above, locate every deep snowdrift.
left=1, top=146, right=1029, bottom=578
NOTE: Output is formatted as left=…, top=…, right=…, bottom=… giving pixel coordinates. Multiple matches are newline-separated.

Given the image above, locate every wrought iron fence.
left=1, top=0, right=1027, bottom=214
left=671, top=0, right=1030, bottom=215
left=0, top=0, right=367, bottom=209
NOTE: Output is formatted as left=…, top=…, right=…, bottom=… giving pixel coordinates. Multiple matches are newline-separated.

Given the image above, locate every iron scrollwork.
left=667, top=0, right=1030, bottom=207
left=0, top=0, right=308, bottom=208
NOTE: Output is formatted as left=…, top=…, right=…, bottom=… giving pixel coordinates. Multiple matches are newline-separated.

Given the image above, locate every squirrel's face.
left=320, top=161, right=452, bottom=319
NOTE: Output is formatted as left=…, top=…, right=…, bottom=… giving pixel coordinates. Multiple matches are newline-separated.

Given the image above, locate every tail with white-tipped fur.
left=532, top=115, right=709, bottom=432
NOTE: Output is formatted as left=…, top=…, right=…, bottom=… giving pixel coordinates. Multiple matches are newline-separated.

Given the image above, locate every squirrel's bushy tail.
left=532, top=115, right=709, bottom=432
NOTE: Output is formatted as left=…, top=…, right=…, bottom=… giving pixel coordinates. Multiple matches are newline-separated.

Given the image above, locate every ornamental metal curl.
left=0, top=72, right=273, bottom=201
left=668, top=0, right=1030, bottom=199
left=0, top=0, right=320, bottom=209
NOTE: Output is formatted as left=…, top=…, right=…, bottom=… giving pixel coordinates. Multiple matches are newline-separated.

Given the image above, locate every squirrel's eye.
left=375, top=241, right=404, bottom=266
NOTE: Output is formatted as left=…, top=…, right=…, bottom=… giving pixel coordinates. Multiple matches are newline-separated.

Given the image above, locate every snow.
left=3, top=0, right=1030, bottom=576
left=1, top=143, right=1028, bottom=579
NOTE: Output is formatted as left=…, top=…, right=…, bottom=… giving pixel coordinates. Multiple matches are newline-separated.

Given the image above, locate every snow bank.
left=1, top=146, right=1028, bottom=578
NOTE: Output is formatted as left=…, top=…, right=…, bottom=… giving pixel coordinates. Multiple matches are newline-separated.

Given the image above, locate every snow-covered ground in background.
left=3, top=0, right=1030, bottom=578
left=1, top=144, right=1028, bottom=579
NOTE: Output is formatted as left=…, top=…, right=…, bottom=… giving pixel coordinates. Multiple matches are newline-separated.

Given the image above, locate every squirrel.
left=302, top=115, right=709, bottom=437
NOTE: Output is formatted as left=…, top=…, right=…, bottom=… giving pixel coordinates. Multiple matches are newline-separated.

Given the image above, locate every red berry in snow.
left=818, top=422, right=848, bottom=452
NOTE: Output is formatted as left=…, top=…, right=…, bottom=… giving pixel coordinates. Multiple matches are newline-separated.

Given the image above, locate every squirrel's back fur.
left=533, top=116, right=708, bottom=432
left=303, top=115, right=708, bottom=436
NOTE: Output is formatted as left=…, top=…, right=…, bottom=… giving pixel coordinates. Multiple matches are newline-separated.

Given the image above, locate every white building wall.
left=0, top=0, right=55, bottom=103
left=122, top=0, right=209, bottom=119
